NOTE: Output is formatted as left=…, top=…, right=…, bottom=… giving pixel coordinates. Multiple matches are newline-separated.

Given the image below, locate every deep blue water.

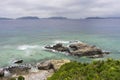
left=0, top=19, right=120, bottom=67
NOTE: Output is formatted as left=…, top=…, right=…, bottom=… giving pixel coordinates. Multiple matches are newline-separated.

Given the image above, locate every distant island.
left=16, top=16, right=40, bottom=20
left=0, top=17, right=13, bottom=20
left=86, top=17, right=120, bottom=19
left=47, top=17, right=68, bottom=19
left=86, top=17, right=105, bottom=19
left=1, top=16, right=120, bottom=20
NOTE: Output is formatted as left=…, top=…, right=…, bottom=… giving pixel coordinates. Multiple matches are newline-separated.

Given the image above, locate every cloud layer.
left=0, top=0, right=120, bottom=18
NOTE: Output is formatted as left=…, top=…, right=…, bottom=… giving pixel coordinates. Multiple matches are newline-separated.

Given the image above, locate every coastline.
left=0, top=59, right=70, bottom=80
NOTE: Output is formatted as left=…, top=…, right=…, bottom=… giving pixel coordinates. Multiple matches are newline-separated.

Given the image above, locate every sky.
left=0, top=0, right=120, bottom=19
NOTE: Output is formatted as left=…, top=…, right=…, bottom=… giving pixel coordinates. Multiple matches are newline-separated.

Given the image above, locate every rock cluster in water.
left=45, top=42, right=110, bottom=58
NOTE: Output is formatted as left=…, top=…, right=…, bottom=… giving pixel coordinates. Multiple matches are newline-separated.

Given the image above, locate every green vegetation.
left=18, top=76, right=25, bottom=80
left=48, top=58, right=120, bottom=80
left=10, top=76, right=25, bottom=80
left=10, top=77, right=16, bottom=80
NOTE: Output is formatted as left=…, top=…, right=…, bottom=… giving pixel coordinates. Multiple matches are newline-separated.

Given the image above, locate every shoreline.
left=0, top=59, right=70, bottom=80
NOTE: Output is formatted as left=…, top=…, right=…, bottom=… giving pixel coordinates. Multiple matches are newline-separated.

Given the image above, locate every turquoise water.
left=0, top=19, right=120, bottom=67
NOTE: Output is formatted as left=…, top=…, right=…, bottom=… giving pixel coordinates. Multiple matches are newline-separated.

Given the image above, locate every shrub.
left=18, top=76, right=25, bottom=80
left=48, top=59, right=120, bottom=80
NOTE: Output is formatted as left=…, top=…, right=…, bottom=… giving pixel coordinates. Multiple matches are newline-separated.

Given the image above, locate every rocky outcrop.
left=24, top=59, right=70, bottom=80
left=4, top=65, right=31, bottom=75
left=45, top=42, right=110, bottom=58
left=36, top=59, right=70, bottom=71
left=50, top=59, right=70, bottom=70
left=36, top=61, right=54, bottom=70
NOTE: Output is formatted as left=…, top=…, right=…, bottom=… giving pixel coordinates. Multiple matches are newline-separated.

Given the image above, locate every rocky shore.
left=45, top=41, right=110, bottom=58
left=0, top=41, right=110, bottom=80
left=0, top=59, right=70, bottom=80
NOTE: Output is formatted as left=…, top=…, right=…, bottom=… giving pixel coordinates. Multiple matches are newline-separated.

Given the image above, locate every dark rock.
left=103, top=51, right=110, bottom=54
left=45, top=43, right=70, bottom=53
left=53, top=43, right=63, bottom=49
left=0, top=69, right=4, bottom=77
left=14, top=60, right=23, bottom=64
left=4, top=65, right=31, bottom=74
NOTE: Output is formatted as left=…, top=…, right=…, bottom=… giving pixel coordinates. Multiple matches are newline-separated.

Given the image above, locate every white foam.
left=69, top=40, right=83, bottom=44
left=17, top=45, right=40, bottom=50
left=4, top=70, right=11, bottom=77
left=53, top=40, right=69, bottom=44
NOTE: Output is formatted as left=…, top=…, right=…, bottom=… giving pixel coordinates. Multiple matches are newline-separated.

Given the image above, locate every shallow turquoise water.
left=0, top=19, right=120, bottom=67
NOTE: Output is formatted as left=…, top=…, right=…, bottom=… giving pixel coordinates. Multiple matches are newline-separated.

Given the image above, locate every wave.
left=17, top=45, right=40, bottom=50
left=53, top=40, right=83, bottom=46
left=53, top=40, right=69, bottom=44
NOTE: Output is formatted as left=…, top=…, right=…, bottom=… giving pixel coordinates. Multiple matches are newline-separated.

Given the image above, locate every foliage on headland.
left=48, top=58, right=120, bottom=80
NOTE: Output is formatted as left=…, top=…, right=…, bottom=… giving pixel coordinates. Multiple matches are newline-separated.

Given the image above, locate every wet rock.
left=4, top=65, right=31, bottom=75
left=14, top=59, right=23, bottom=64
left=103, top=51, right=110, bottom=54
left=0, top=69, right=4, bottom=77
left=45, top=43, right=70, bottom=53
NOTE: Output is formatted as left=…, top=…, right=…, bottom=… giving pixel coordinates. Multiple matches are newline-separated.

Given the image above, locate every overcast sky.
left=0, top=0, right=120, bottom=19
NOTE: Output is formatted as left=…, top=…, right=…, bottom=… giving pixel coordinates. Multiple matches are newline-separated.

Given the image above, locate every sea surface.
left=0, top=19, right=120, bottom=67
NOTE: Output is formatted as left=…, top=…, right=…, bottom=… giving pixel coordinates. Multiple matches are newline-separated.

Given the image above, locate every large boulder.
left=50, top=59, right=70, bottom=70
left=69, top=43, right=106, bottom=57
left=36, top=59, right=70, bottom=71
left=36, top=61, right=54, bottom=70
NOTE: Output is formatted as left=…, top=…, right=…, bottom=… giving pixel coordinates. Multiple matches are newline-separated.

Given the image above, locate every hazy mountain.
left=86, top=17, right=120, bottom=19
left=47, top=17, right=68, bottom=19
left=86, top=17, right=105, bottom=19
left=0, top=17, right=13, bottom=20
left=16, top=16, right=40, bottom=20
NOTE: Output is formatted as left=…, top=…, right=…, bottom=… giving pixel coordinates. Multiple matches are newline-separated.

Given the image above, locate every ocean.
left=0, top=19, right=120, bottom=67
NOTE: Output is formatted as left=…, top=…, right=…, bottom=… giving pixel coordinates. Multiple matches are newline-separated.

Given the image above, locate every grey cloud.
left=0, top=0, right=120, bottom=18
